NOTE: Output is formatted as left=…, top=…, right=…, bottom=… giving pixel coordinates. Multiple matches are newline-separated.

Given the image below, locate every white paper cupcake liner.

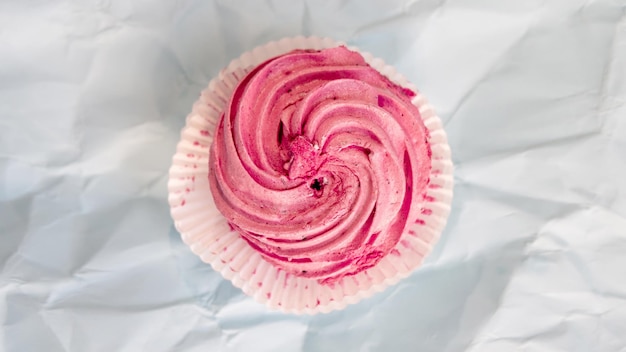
left=168, top=36, right=453, bottom=314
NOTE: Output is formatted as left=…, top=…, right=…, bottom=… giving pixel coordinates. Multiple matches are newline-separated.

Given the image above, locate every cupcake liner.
left=168, top=36, right=453, bottom=314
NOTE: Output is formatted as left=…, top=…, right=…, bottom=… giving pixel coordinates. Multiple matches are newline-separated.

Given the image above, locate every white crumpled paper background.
left=1, top=0, right=625, bottom=351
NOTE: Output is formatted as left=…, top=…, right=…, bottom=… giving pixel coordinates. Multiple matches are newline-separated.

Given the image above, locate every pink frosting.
left=209, top=46, right=431, bottom=284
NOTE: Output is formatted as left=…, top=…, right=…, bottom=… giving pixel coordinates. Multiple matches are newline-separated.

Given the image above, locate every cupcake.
left=169, top=36, right=453, bottom=314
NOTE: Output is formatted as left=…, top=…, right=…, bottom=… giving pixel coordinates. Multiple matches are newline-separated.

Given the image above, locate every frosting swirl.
left=209, top=46, right=431, bottom=284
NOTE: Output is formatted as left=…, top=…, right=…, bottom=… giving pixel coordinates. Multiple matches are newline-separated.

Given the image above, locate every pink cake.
left=169, top=37, right=452, bottom=313
left=209, top=46, right=431, bottom=285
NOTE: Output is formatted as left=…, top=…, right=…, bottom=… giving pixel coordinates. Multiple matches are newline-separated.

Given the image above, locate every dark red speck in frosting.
left=208, top=46, right=431, bottom=285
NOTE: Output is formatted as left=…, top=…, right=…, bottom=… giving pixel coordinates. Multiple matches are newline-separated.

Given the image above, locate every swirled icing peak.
left=209, top=46, right=431, bottom=284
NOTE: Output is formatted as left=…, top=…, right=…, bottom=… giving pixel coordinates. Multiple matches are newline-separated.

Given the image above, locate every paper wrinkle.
left=2, top=0, right=626, bottom=351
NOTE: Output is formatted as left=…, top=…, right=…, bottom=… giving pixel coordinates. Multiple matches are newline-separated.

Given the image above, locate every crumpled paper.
left=1, top=0, right=625, bottom=351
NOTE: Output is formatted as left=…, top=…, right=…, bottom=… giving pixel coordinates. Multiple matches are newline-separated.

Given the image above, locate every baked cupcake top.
left=209, top=46, right=431, bottom=285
